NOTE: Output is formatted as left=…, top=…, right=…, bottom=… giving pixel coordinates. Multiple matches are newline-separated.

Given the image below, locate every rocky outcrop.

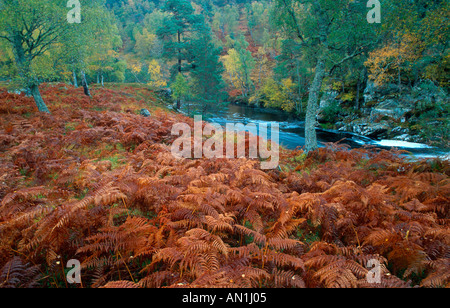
left=338, top=121, right=390, bottom=139
left=325, top=81, right=448, bottom=143
left=319, top=90, right=339, bottom=109
left=369, top=99, right=412, bottom=121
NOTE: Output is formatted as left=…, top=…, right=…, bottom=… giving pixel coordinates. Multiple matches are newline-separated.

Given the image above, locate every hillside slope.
left=0, top=84, right=448, bottom=288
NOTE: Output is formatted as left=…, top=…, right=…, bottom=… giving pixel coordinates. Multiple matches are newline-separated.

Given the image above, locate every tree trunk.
left=101, top=74, right=104, bottom=87
left=258, top=63, right=262, bottom=89
left=81, top=70, right=91, bottom=97
left=177, top=30, right=182, bottom=109
left=30, top=84, right=50, bottom=113
left=177, top=30, right=182, bottom=74
left=304, top=59, right=326, bottom=153
left=355, top=67, right=368, bottom=110
left=356, top=74, right=361, bottom=110
left=11, top=32, right=50, bottom=113
left=296, top=59, right=303, bottom=114
left=304, top=3, right=330, bottom=153
left=11, top=32, right=26, bottom=75
left=73, top=70, right=78, bottom=88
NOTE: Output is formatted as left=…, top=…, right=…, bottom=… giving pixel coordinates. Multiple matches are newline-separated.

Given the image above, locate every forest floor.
left=0, top=83, right=449, bottom=288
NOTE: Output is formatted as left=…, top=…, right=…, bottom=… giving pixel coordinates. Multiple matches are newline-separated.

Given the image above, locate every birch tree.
left=0, top=0, right=70, bottom=112
left=274, top=0, right=378, bottom=152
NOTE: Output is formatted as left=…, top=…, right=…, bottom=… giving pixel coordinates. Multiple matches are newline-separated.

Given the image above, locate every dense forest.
left=1, top=0, right=449, bottom=148
left=0, top=0, right=449, bottom=289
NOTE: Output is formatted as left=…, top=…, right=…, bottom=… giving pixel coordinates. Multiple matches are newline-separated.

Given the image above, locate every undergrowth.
left=0, top=84, right=448, bottom=288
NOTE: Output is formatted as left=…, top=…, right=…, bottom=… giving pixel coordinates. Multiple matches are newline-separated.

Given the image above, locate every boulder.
left=156, top=88, right=172, bottom=100
left=355, top=123, right=390, bottom=139
left=363, top=80, right=376, bottom=104
left=369, top=99, right=413, bottom=122
left=140, top=109, right=151, bottom=117
left=390, top=126, right=409, bottom=136
left=338, top=119, right=390, bottom=140
left=393, top=134, right=413, bottom=142
left=319, top=90, right=339, bottom=109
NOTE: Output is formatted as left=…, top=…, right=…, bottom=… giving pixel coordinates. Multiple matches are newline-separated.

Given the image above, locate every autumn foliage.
left=0, top=84, right=449, bottom=288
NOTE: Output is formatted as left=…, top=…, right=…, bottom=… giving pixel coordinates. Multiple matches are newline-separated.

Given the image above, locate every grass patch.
left=100, top=154, right=126, bottom=170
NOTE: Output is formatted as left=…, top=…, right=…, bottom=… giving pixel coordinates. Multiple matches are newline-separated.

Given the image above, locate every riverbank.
left=319, top=81, right=449, bottom=149
left=226, top=80, right=449, bottom=151
left=183, top=100, right=450, bottom=161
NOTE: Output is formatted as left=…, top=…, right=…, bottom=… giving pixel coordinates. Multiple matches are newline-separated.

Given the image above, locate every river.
left=182, top=103, right=450, bottom=160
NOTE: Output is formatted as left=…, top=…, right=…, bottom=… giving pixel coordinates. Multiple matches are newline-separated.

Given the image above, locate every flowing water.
left=184, top=103, right=450, bottom=160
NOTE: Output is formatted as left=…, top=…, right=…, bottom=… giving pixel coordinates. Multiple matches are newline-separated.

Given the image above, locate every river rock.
left=319, top=90, right=339, bottom=109
left=363, top=81, right=376, bottom=104
left=338, top=120, right=390, bottom=140
left=356, top=123, right=390, bottom=139
left=140, top=109, right=151, bottom=117
left=393, top=134, right=413, bottom=142
left=390, top=126, right=409, bottom=135
left=156, top=88, right=172, bottom=100
left=369, top=99, right=412, bottom=121
left=411, top=81, right=448, bottom=107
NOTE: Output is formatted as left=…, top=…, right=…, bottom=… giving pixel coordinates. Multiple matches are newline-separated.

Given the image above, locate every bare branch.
left=281, top=0, right=305, bottom=44
left=0, top=35, right=13, bottom=43
left=328, top=42, right=376, bottom=76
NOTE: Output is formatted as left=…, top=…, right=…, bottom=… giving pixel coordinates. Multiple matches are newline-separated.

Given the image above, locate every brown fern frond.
left=204, top=214, right=235, bottom=234
left=138, top=270, right=180, bottom=288
left=233, top=224, right=267, bottom=246
left=357, top=274, right=413, bottom=288
left=363, top=229, right=402, bottom=250
left=182, top=270, right=230, bottom=288
left=1, top=186, right=49, bottom=207
left=263, top=250, right=305, bottom=271
left=315, top=265, right=359, bottom=288
left=229, top=266, right=270, bottom=288
left=100, top=280, right=140, bottom=288
left=0, top=257, right=41, bottom=288
left=420, top=259, right=450, bottom=288
left=270, top=269, right=305, bottom=288
left=267, top=237, right=303, bottom=251
left=424, top=228, right=450, bottom=245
